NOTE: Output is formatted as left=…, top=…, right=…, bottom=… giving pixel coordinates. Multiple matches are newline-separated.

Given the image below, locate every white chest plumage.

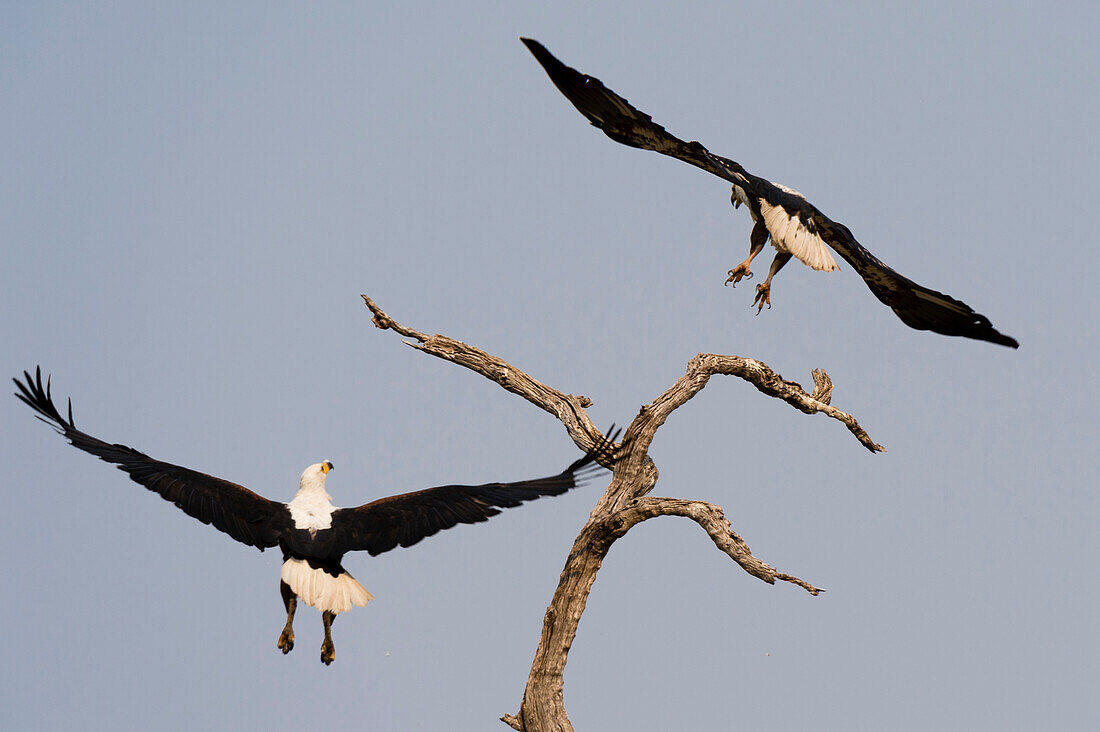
left=287, top=491, right=336, bottom=533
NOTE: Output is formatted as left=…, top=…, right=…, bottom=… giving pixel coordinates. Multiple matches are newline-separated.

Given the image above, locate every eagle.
left=522, top=38, right=1018, bottom=349
left=15, top=367, right=618, bottom=665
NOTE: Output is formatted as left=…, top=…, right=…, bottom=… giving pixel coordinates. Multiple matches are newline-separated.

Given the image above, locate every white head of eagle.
left=14, top=367, right=617, bottom=665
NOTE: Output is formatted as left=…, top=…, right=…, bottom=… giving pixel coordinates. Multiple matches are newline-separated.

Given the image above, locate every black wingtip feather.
left=981, top=324, right=1019, bottom=349
left=14, top=366, right=71, bottom=434
left=988, top=332, right=1019, bottom=349
left=566, top=424, right=622, bottom=474
left=521, top=38, right=608, bottom=127
left=520, top=37, right=553, bottom=64
left=889, top=297, right=1019, bottom=348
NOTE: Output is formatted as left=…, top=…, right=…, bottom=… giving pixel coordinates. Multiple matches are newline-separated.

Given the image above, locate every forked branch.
left=362, top=294, right=881, bottom=732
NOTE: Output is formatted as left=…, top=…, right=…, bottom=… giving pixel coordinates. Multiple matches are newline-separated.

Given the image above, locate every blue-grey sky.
left=3, top=2, right=1097, bottom=730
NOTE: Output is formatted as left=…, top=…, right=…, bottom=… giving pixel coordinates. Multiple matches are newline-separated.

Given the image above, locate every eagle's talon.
left=277, top=628, right=294, bottom=654
left=753, top=283, right=772, bottom=314
left=320, top=639, right=335, bottom=665
left=725, top=263, right=753, bottom=287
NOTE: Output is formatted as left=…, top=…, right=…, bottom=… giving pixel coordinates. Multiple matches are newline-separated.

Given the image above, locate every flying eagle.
left=522, top=38, right=1018, bottom=349
left=15, top=367, right=618, bottom=665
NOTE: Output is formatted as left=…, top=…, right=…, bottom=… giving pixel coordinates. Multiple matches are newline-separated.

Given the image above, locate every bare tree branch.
left=607, top=497, right=823, bottom=593
left=363, top=295, right=605, bottom=455
left=362, top=294, right=881, bottom=732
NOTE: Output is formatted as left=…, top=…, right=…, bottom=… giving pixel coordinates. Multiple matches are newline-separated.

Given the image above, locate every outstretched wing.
left=15, top=367, right=291, bottom=549
left=329, top=427, right=621, bottom=556
left=521, top=37, right=747, bottom=186
left=813, top=221, right=1020, bottom=347
left=523, top=38, right=1018, bottom=349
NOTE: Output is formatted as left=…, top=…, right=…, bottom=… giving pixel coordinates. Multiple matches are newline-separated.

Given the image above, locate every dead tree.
left=362, top=295, right=884, bottom=732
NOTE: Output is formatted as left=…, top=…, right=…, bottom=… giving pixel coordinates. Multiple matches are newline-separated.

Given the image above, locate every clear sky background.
left=3, top=2, right=1097, bottom=730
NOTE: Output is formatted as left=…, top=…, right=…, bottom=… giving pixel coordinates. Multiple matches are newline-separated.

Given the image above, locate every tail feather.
left=281, top=559, right=373, bottom=614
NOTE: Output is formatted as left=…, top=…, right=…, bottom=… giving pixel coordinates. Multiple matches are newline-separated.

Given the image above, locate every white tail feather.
left=281, top=559, right=374, bottom=614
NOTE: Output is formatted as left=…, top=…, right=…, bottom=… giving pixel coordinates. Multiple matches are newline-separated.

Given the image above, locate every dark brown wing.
left=15, top=367, right=292, bottom=549
left=814, top=220, right=1020, bottom=347
left=329, top=427, right=620, bottom=556
left=521, top=37, right=749, bottom=186
left=523, top=38, right=1018, bottom=348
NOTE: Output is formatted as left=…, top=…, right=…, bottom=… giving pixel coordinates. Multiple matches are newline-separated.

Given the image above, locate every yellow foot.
left=320, top=639, right=335, bottom=666
left=277, top=628, right=294, bottom=654
left=752, top=283, right=772, bottom=314
left=725, top=263, right=753, bottom=287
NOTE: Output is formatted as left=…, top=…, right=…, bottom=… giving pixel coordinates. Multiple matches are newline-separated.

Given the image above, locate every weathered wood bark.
left=362, top=295, right=883, bottom=732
